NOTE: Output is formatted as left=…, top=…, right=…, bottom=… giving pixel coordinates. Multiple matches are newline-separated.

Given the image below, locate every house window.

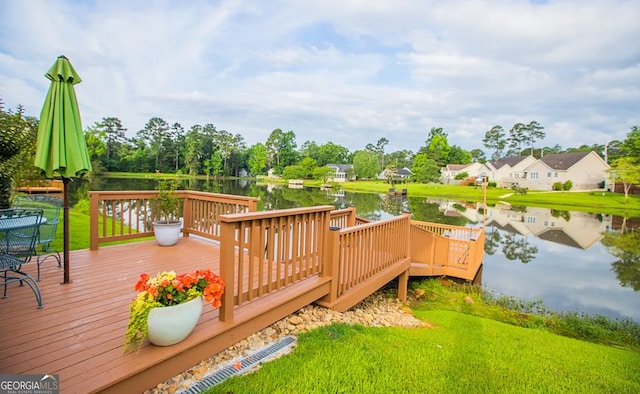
left=544, top=221, right=548, bottom=226
left=555, top=172, right=558, bottom=178
left=527, top=216, right=536, bottom=224
left=530, top=172, right=539, bottom=179
left=547, top=172, right=552, bottom=177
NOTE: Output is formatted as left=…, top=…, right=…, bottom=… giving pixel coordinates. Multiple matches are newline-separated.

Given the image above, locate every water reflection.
left=77, top=178, right=639, bottom=322
left=601, top=231, right=640, bottom=291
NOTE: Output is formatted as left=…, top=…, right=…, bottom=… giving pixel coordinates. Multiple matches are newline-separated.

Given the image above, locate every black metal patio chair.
left=0, top=208, right=44, bottom=308
left=13, top=195, right=62, bottom=281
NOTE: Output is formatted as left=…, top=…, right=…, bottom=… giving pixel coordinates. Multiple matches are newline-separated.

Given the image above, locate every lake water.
left=82, top=177, right=640, bottom=323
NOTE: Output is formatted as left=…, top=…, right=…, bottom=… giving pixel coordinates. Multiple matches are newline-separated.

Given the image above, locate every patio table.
left=0, top=208, right=44, bottom=308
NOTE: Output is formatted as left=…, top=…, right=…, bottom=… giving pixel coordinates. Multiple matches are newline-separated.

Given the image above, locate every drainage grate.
left=179, top=336, right=297, bottom=393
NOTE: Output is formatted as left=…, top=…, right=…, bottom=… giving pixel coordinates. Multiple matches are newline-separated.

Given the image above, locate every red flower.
left=132, top=269, right=225, bottom=308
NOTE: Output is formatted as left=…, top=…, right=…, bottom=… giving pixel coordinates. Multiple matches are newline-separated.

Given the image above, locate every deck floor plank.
left=1, top=237, right=331, bottom=393
left=0, top=239, right=218, bottom=390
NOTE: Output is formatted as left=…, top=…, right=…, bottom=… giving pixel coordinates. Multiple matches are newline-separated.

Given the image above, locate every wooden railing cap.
left=219, top=205, right=335, bottom=223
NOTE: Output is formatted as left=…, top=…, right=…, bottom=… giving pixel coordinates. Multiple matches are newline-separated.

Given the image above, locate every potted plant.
left=124, top=269, right=225, bottom=351
left=152, top=178, right=182, bottom=246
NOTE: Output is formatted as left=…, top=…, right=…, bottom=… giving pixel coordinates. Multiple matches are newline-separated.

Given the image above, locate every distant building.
left=441, top=151, right=610, bottom=191
left=326, top=164, right=354, bottom=182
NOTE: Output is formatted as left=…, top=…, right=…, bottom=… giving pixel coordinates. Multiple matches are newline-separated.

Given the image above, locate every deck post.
left=398, top=213, right=411, bottom=302
left=219, top=219, right=236, bottom=322
left=89, top=192, right=99, bottom=250
left=347, top=206, right=356, bottom=227
left=321, top=226, right=341, bottom=305
left=181, top=191, right=191, bottom=238
left=398, top=269, right=408, bottom=303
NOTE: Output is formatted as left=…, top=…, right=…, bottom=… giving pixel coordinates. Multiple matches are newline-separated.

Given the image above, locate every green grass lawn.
left=337, top=180, right=640, bottom=216
left=209, top=312, right=640, bottom=393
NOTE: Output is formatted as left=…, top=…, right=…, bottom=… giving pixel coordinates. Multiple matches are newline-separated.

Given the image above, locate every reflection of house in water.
left=522, top=208, right=610, bottom=250
left=324, top=189, right=349, bottom=205
left=434, top=200, right=613, bottom=250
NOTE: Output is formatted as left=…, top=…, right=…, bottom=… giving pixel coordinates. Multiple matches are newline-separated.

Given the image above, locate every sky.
left=1, top=0, right=639, bottom=155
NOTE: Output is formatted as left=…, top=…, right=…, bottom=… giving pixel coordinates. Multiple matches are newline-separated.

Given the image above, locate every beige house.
left=521, top=151, right=609, bottom=191
left=440, top=162, right=491, bottom=184
left=486, top=156, right=538, bottom=188
left=442, top=151, right=609, bottom=190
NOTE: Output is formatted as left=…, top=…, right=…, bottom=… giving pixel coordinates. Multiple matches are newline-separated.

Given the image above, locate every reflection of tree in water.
left=379, top=195, right=406, bottom=217
left=407, top=198, right=470, bottom=227
left=348, top=192, right=382, bottom=221
left=601, top=230, right=640, bottom=291
left=551, top=209, right=571, bottom=222
left=500, top=231, right=538, bottom=264
left=484, top=226, right=501, bottom=255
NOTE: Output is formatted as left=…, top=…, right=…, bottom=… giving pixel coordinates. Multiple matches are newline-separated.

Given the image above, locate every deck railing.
left=319, top=213, right=412, bottom=311
left=218, top=206, right=334, bottom=321
left=88, top=190, right=258, bottom=250
left=329, top=207, right=357, bottom=228
left=409, top=221, right=484, bottom=280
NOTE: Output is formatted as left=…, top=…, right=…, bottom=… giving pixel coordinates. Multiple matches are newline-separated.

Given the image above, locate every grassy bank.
left=209, top=281, right=640, bottom=394
left=336, top=180, right=640, bottom=216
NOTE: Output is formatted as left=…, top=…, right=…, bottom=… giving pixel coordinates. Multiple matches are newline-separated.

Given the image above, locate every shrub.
left=553, top=182, right=563, bottom=191
left=454, top=171, right=469, bottom=180
left=487, top=182, right=497, bottom=188
left=511, top=184, right=528, bottom=195
left=563, top=180, right=573, bottom=191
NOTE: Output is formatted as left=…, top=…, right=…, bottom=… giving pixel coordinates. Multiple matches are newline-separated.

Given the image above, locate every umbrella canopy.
left=34, top=55, right=92, bottom=284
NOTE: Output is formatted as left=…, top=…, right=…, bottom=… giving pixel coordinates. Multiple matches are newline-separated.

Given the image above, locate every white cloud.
left=1, top=0, right=639, bottom=152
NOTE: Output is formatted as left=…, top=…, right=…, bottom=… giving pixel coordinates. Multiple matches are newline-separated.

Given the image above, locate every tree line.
left=1, top=96, right=637, bottom=195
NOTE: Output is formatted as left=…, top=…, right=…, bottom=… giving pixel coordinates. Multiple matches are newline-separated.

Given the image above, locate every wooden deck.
left=1, top=192, right=485, bottom=393
left=0, top=237, right=330, bottom=393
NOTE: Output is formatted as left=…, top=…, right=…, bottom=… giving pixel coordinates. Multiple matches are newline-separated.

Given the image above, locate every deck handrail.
left=409, top=220, right=484, bottom=280
left=329, top=207, right=357, bottom=228
left=318, top=213, right=412, bottom=311
left=88, top=190, right=259, bottom=250
left=218, top=206, right=335, bottom=321
left=336, top=214, right=411, bottom=297
left=410, top=221, right=483, bottom=241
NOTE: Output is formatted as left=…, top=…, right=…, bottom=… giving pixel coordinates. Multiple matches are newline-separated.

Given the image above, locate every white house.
left=441, top=162, right=491, bottom=184
left=486, top=156, right=538, bottom=188
left=326, top=164, right=354, bottom=182
left=378, top=167, right=414, bottom=181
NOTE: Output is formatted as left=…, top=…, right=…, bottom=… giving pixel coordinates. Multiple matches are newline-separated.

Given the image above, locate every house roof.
left=537, top=229, right=583, bottom=249
left=539, top=151, right=590, bottom=170
left=444, top=164, right=469, bottom=171
left=488, top=155, right=532, bottom=169
left=397, top=167, right=413, bottom=176
left=327, top=164, right=353, bottom=172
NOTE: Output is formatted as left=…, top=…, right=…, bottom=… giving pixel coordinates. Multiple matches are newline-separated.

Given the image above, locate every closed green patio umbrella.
left=34, top=55, right=92, bottom=284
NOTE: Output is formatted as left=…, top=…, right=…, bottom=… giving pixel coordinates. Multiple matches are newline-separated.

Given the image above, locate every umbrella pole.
left=62, top=177, right=71, bottom=284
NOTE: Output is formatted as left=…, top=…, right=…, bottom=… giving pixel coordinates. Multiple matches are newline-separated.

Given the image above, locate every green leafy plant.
left=154, top=178, right=180, bottom=223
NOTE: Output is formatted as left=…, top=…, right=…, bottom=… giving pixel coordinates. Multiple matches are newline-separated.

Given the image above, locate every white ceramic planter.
left=147, top=296, right=203, bottom=346
left=153, top=220, right=182, bottom=246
